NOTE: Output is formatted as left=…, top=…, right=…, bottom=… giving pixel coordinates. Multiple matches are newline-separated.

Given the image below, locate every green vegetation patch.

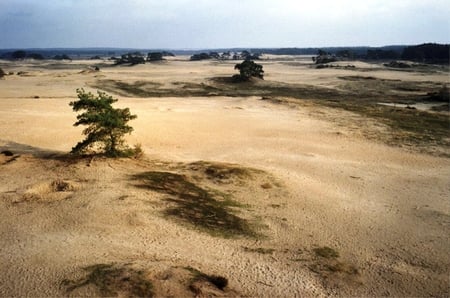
left=186, top=161, right=261, bottom=184
left=62, top=263, right=153, bottom=297
left=131, top=171, right=256, bottom=238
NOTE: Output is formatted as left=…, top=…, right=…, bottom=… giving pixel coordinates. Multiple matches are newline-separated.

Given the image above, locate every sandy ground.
left=0, top=57, right=449, bottom=297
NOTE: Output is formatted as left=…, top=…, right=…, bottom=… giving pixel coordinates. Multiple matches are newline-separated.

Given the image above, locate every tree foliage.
left=233, top=60, right=264, bottom=81
left=115, top=52, right=145, bottom=65
left=12, top=50, right=27, bottom=59
left=70, top=89, right=137, bottom=157
left=147, top=52, right=164, bottom=61
left=401, top=43, right=449, bottom=64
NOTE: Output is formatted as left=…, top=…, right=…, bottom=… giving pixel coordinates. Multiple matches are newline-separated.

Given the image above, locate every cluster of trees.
left=190, top=50, right=261, bottom=61
left=53, top=54, right=72, bottom=61
left=313, top=43, right=448, bottom=64
left=313, top=48, right=399, bottom=64
left=401, top=43, right=449, bottom=64
left=112, top=51, right=175, bottom=65
left=312, top=50, right=338, bottom=64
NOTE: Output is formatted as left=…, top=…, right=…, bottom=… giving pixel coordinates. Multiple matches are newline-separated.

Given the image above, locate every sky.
left=0, top=0, right=449, bottom=49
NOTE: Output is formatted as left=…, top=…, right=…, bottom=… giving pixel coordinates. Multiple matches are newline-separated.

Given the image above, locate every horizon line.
left=1, top=42, right=448, bottom=51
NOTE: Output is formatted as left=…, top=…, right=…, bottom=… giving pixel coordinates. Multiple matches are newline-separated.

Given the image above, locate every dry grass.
left=62, top=264, right=154, bottom=297
left=131, top=171, right=256, bottom=238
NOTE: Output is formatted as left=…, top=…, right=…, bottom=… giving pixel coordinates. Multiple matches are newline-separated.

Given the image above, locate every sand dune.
left=0, top=57, right=449, bottom=297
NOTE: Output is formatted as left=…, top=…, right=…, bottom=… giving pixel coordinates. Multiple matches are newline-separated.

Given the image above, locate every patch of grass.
left=313, top=246, right=340, bottom=259
left=326, top=262, right=359, bottom=274
left=50, top=179, right=74, bottom=192
left=322, top=100, right=450, bottom=155
left=62, top=263, right=153, bottom=297
left=186, top=161, right=259, bottom=184
left=131, top=171, right=256, bottom=238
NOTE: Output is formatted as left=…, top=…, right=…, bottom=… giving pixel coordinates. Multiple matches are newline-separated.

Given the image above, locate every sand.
left=0, top=57, right=449, bottom=297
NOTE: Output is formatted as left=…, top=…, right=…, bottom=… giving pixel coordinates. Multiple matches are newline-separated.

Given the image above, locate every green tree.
left=12, top=50, right=27, bottom=59
left=147, top=52, right=164, bottom=61
left=233, top=60, right=264, bottom=81
left=70, top=89, right=137, bottom=157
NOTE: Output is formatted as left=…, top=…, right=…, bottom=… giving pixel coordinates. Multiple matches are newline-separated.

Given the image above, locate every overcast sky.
left=0, top=0, right=449, bottom=49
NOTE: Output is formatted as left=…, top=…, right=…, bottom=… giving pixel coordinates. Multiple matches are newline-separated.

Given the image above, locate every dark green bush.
left=233, top=60, right=264, bottom=81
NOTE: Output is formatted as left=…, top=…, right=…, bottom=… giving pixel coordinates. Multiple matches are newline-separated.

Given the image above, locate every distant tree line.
left=0, top=50, right=73, bottom=61
left=401, top=43, right=449, bottom=64
left=111, top=51, right=175, bottom=65
left=190, top=50, right=261, bottom=61
left=313, top=43, right=449, bottom=64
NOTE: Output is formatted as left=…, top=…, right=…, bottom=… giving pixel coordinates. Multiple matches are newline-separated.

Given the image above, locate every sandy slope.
left=0, top=58, right=449, bottom=297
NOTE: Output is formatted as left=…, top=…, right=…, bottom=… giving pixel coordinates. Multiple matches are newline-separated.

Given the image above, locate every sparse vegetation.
left=0, top=67, right=5, bottom=78
left=92, top=77, right=449, bottom=156
left=69, top=89, right=138, bottom=157
left=62, top=263, right=154, bottom=297
left=132, top=171, right=255, bottom=237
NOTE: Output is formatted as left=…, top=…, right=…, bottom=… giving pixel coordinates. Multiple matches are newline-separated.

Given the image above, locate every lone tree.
left=233, top=60, right=264, bottom=82
left=70, top=89, right=137, bottom=157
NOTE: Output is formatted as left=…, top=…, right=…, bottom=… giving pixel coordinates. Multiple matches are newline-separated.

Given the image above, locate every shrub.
left=233, top=60, right=264, bottom=81
left=54, top=54, right=71, bottom=61
left=190, top=53, right=211, bottom=61
left=0, top=67, right=5, bottom=78
left=69, top=89, right=137, bottom=157
left=115, top=52, right=145, bottom=65
left=147, top=52, right=164, bottom=61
